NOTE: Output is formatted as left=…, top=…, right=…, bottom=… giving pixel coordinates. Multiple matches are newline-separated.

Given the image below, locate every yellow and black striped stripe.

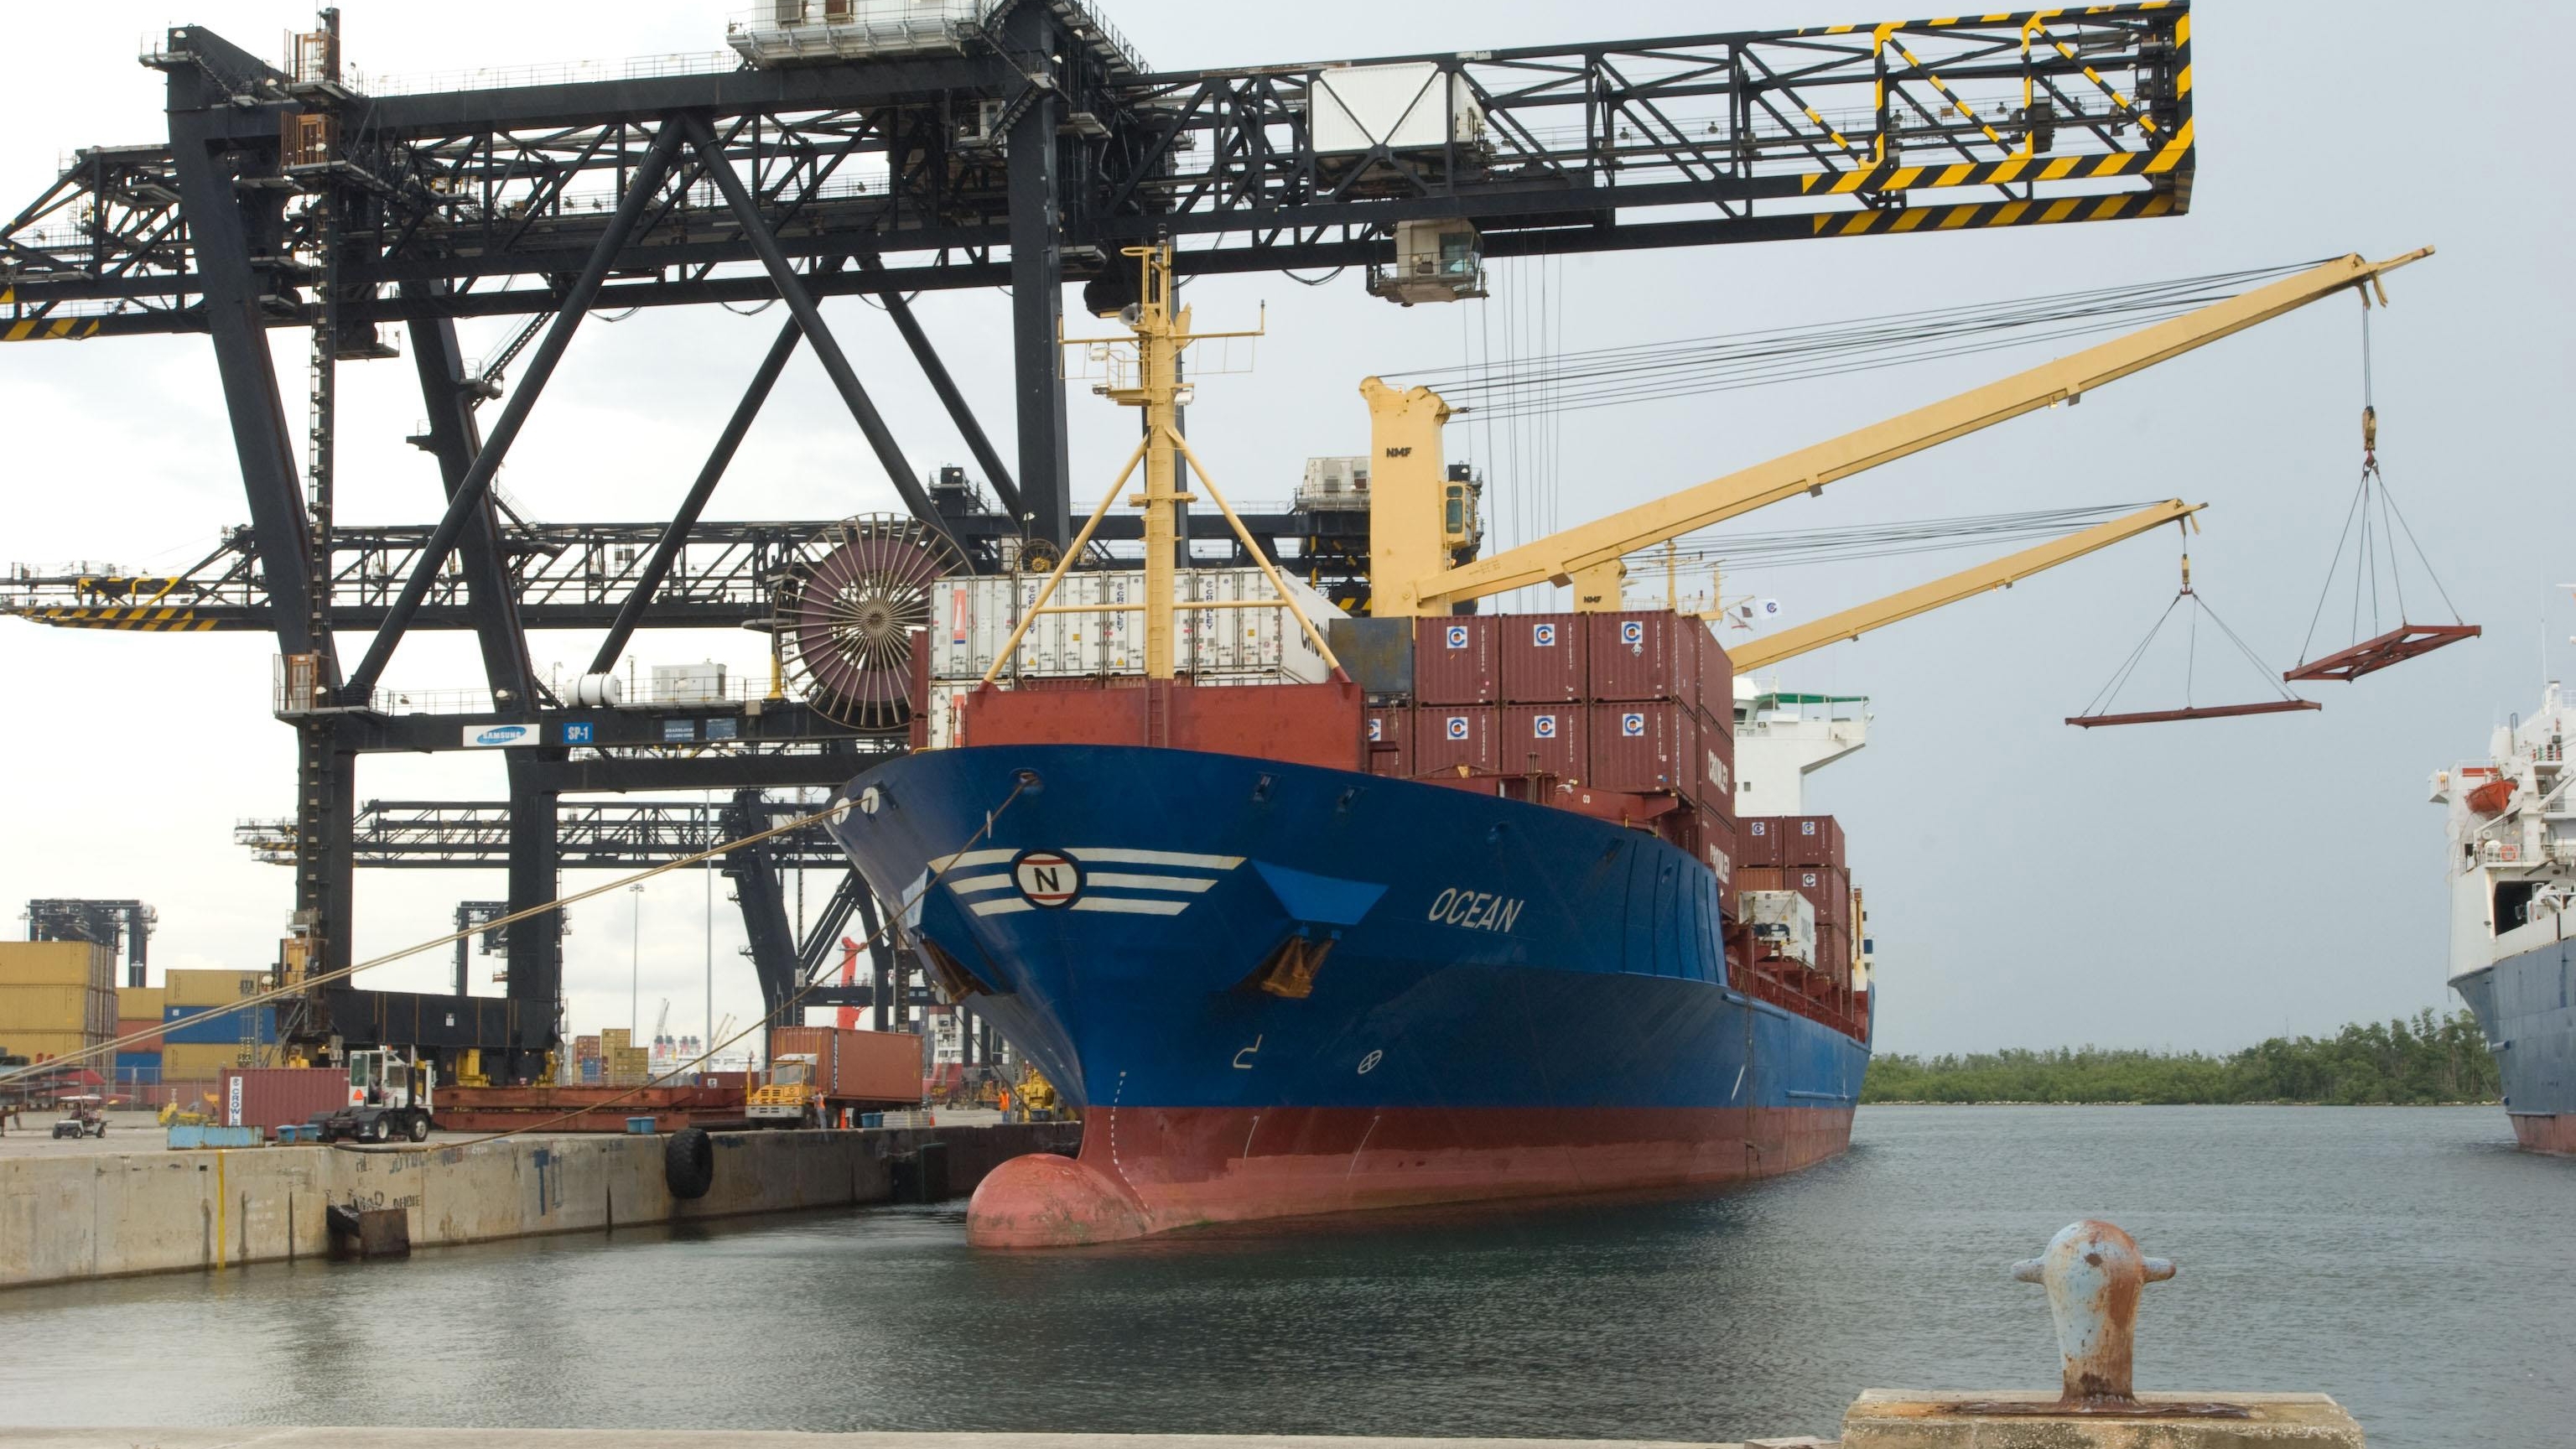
left=1805, top=4, right=2183, bottom=39
left=1809, top=186, right=2176, bottom=238
left=0, top=288, right=107, bottom=341
left=4, top=605, right=219, bottom=631
left=1799, top=123, right=2191, bottom=195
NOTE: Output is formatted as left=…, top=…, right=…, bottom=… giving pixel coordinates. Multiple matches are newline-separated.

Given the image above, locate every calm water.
left=6, top=1107, right=2566, bottom=1444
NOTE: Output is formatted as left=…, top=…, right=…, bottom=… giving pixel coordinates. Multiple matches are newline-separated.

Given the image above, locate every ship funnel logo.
left=1012, top=850, right=1083, bottom=907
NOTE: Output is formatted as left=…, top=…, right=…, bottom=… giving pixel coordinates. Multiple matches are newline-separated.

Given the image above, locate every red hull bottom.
left=2511, top=1112, right=2576, bottom=1156
left=967, top=1105, right=1855, bottom=1248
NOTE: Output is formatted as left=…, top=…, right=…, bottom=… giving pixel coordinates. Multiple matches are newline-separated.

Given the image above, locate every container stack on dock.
left=0, top=940, right=116, bottom=1069
left=600, top=1028, right=649, bottom=1086
left=112, top=983, right=164, bottom=1087
left=572, top=1033, right=604, bottom=1085
left=158, top=969, right=273, bottom=1084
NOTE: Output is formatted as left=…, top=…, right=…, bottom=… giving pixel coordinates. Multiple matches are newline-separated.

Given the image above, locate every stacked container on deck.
left=1737, top=814, right=1864, bottom=1033
left=1375, top=610, right=1737, bottom=886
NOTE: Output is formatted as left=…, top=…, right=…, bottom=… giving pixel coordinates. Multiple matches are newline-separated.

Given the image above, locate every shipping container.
left=218, top=1065, right=351, bottom=1135
left=1414, top=704, right=1501, bottom=775
left=769, top=1026, right=922, bottom=1105
left=1742, top=865, right=1852, bottom=930
left=1585, top=610, right=1696, bottom=703
left=927, top=568, right=1343, bottom=683
left=163, top=1041, right=261, bottom=1078
left=1412, top=615, right=1498, bottom=705
left=1701, top=636, right=1737, bottom=729
left=1783, top=815, right=1847, bottom=868
left=0, top=940, right=112, bottom=988
left=1500, top=613, right=1586, bottom=703
left=0, top=983, right=110, bottom=1034
left=1686, top=710, right=1737, bottom=821
left=0, top=1030, right=103, bottom=1061
left=165, top=969, right=265, bottom=1007
left=1587, top=700, right=1691, bottom=794
left=1311, top=62, right=1484, bottom=155
left=1498, top=704, right=1586, bottom=779
left=1739, top=817, right=1785, bottom=868
left=1741, top=891, right=1818, bottom=965
left=111, top=1052, right=161, bottom=1085
left=116, top=1017, right=164, bottom=1052
left=1363, top=706, right=1414, bottom=779
left=117, top=985, right=164, bottom=1021
left=162, top=1003, right=278, bottom=1046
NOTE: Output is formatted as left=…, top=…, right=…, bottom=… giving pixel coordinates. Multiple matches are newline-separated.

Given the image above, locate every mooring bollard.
left=2010, top=1218, right=2176, bottom=1404
left=1838, top=1218, right=2370, bottom=1446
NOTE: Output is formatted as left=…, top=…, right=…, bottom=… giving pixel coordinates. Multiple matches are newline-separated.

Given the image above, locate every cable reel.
left=2067, top=524, right=2323, bottom=729
left=2283, top=292, right=2480, bottom=682
left=771, top=514, right=961, bottom=733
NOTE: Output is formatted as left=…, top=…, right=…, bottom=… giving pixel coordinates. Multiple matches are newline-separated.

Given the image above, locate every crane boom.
left=1405, top=249, right=2431, bottom=612
left=1725, top=499, right=2202, bottom=672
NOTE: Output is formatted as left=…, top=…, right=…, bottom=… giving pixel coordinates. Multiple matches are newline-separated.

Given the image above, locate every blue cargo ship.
left=831, top=740, right=1870, bottom=1245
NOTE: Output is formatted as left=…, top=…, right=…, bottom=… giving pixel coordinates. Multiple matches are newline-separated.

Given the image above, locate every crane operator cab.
left=313, top=1046, right=436, bottom=1144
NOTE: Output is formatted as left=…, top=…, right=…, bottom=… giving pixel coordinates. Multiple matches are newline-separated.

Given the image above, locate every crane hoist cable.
left=1382, top=262, right=2330, bottom=421
left=1637, top=502, right=2164, bottom=573
left=2284, top=297, right=2480, bottom=683
left=2068, top=535, right=2323, bottom=729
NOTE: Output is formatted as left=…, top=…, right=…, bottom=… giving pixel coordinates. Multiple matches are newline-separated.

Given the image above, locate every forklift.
left=312, top=1046, right=436, bottom=1144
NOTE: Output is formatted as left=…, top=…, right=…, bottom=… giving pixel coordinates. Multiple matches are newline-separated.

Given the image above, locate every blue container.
left=579, top=1058, right=602, bottom=1083
left=161, top=1005, right=277, bottom=1046
left=273, top=1124, right=317, bottom=1144
left=860, top=1111, right=885, bottom=1129
left=624, top=1116, right=656, bottom=1135
left=112, top=1053, right=162, bottom=1085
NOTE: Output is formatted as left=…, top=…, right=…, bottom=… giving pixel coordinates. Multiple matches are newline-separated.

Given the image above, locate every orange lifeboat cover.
left=2468, top=776, right=2516, bottom=814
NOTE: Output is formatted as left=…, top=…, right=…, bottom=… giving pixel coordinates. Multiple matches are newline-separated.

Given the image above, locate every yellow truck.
left=746, top=1053, right=821, bottom=1128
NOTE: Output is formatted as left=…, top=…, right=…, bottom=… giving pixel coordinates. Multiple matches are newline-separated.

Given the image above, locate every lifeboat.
left=2468, top=776, right=2516, bottom=814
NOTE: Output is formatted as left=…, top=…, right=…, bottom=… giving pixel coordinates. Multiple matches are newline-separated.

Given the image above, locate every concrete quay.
left=0, top=1436, right=1824, bottom=1449
left=0, top=1119, right=1078, bottom=1291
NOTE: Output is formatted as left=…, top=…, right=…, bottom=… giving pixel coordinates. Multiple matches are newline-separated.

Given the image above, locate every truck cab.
left=314, top=1047, right=436, bottom=1144
left=748, top=1054, right=820, bottom=1127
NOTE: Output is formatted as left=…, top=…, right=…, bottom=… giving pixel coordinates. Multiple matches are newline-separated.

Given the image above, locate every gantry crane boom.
left=1382, top=249, right=2431, bottom=615
left=1725, top=499, right=2202, bottom=672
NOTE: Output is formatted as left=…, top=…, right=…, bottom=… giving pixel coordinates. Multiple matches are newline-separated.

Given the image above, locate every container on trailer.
left=1500, top=613, right=1586, bottom=703
left=1413, top=615, right=1498, bottom=705
left=218, top=1065, right=349, bottom=1135
left=771, top=1026, right=925, bottom=1104
left=1414, top=704, right=1500, bottom=775
left=1587, top=700, right=1691, bottom=794
left=1783, top=814, right=1846, bottom=868
left=1499, top=704, right=1586, bottom=780
left=1363, top=706, right=1415, bottom=779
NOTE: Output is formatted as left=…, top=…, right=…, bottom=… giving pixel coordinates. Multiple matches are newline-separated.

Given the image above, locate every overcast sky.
left=3, top=2, right=2564, bottom=1057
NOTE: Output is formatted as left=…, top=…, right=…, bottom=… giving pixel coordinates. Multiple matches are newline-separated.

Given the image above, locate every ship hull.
left=829, top=743, right=1869, bottom=1245
left=2454, top=938, right=2576, bottom=1156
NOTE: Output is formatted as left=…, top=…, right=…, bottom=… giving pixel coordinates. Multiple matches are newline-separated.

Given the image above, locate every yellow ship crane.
left=1364, top=250, right=2433, bottom=621
left=1725, top=499, right=2203, bottom=672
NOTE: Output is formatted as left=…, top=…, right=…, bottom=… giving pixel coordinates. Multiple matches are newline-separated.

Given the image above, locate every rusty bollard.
left=2011, top=1218, right=2177, bottom=1404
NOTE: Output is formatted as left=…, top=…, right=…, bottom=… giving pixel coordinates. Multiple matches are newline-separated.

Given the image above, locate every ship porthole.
left=1357, top=1050, right=1384, bottom=1075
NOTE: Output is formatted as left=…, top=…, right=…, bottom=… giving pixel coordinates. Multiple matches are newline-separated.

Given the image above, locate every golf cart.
left=50, top=1095, right=107, bottom=1140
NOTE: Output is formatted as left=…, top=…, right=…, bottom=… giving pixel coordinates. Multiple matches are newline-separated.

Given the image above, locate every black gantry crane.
left=0, top=3, right=2194, bottom=1078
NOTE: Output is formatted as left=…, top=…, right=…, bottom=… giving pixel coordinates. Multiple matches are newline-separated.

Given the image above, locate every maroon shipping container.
left=1586, top=700, right=1689, bottom=793
left=1783, top=814, right=1846, bottom=868
left=1738, top=864, right=1852, bottom=929
left=218, top=1065, right=350, bottom=1137
left=1739, top=816, right=1785, bottom=867
left=1415, top=704, right=1501, bottom=775
left=1499, top=704, right=1586, bottom=778
left=1701, top=636, right=1736, bottom=731
left=770, top=1026, right=924, bottom=1105
left=1414, top=615, right=1498, bottom=705
left=1660, top=802, right=1739, bottom=891
left=1586, top=610, right=1695, bottom=702
left=1499, top=612, right=1586, bottom=703
left=1364, top=706, right=1414, bottom=779
left=1686, top=709, right=1737, bottom=820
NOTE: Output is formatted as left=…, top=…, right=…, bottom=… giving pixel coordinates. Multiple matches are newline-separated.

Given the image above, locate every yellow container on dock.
left=0, top=941, right=112, bottom=989
left=118, top=985, right=165, bottom=1021
left=0, top=983, right=104, bottom=1032
left=602, top=1028, right=631, bottom=1052
left=0, top=1029, right=105, bottom=1062
left=162, top=1041, right=260, bottom=1078
left=165, top=969, right=265, bottom=1006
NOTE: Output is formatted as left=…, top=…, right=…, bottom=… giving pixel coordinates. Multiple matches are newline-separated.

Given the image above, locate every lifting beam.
left=1389, top=250, right=2432, bottom=615
left=1727, top=500, right=2203, bottom=672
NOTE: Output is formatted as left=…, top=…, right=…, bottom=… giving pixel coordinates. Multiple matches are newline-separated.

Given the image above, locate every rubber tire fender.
left=664, top=1126, right=715, bottom=1201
